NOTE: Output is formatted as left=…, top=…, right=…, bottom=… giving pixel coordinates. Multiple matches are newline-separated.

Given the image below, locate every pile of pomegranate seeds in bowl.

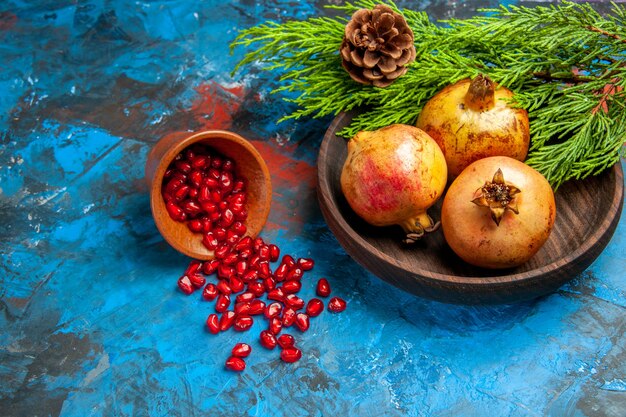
left=162, top=144, right=346, bottom=372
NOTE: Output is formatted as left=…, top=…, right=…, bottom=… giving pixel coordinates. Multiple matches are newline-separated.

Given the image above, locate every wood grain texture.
left=317, top=111, right=624, bottom=304
left=146, top=130, right=272, bottom=260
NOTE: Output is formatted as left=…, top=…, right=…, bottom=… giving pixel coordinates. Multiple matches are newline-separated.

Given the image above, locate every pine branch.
left=231, top=0, right=626, bottom=189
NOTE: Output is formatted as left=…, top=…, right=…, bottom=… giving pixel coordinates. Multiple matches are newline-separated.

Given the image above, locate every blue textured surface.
left=1, top=1, right=625, bottom=416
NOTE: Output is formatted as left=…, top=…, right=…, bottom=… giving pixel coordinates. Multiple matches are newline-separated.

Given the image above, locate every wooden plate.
left=317, top=111, right=624, bottom=304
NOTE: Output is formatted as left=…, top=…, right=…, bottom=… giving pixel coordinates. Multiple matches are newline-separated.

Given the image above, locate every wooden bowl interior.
left=148, top=131, right=272, bottom=260
left=317, top=112, right=624, bottom=303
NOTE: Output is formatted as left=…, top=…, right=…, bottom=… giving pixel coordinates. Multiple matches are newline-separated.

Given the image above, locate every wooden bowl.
left=145, top=130, right=272, bottom=260
left=317, top=111, right=624, bottom=304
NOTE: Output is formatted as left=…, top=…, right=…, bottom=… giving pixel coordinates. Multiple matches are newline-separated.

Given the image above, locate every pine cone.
left=340, top=4, right=416, bottom=88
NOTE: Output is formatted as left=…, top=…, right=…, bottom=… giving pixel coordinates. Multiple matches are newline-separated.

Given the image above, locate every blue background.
left=1, top=1, right=624, bottom=416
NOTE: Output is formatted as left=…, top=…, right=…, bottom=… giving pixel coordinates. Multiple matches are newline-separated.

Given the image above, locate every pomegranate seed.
left=185, top=260, right=202, bottom=276
left=239, top=248, right=253, bottom=259
left=284, top=294, right=305, bottom=310
left=189, top=170, right=203, bottom=187
left=188, top=219, right=203, bottom=233
left=199, top=186, right=211, bottom=202
left=235, top=260, right=248, bottom=276
left=188, top=187, right=199, bottom=199
left=234, top=208, right=248, bottom=221
left=281, top=255, right=296, bottom=268
left=263, top=277, right=276, bottom=291
left=202, top=283, right=218, bottom=301
left=295, top=313, right=310, bottom=332
left=219, top=311, right=236, bottom=331
left=218, top=200, right=229, bottom=212
left=259, top=330, right=277, bottom=350
left=216, top=279, right=232, bottom=295
left=177, top=275, right=194, bottom=295
left=258, top=245, right=270, bottom=261
left=297, top=258, right=314, bottom=271
left=280, top=347, right=302, bottom=363
left=201, top=201, right=217, bottom=213
left=234, top=315, right=253, bottom=331
left=210, top=190, right=222, bottom=203
left=222, top=158, right=234, bottom=171
left=267, top=288, right=285, bottom=302
left=229, top=276, right=244, bottom=293
left=164, top=168, right=174, bottom=179
left=220, top=172, right=233, bottom=190
left=231, top=343, right=252, bottom=358
left=328, top=297, right=347, bottom=313
left=306, top=298, right=324, bottom=317
left=217, top=264, right=234, bottom=280
left=203, top=177, right=218, bottom=188
left=225, top=356, right=245, bottom=372
left=175, top=160, right=192, bottom=173
left=202, top=259, right=220, bottom=275
left=206, top=314, right=220, bottom=334
left=316, top=278, right=331, bottom=297
left=282, top=280, right=301, bottom=294
left=173, top=184, right=190, bottom=201
left=269, top=317, right=283, bottom=335
left=269, top=244, right=280, bottom=262
left=249, top=299, right=266, bottom=315
left=231, top=222, right=247, bottom=235
left=258, top=262, right=271, bottom=278
left=253, top=237, right=264, bottom=252
left=215, top=294, right=231, bottom=313
left=202, top=233, right=219, bottom=250
left=265, top=302, right=283, bottom=319
left=189, top=273, right=206, bottom=288
left=286, top=267, right=303, bottom=281
left=248, top=281, right=265, bottom=297
left=249, top=254, right=261, bottom=269
left=226, top=230, right=240, bottom=245
left=234, top=236, right=253, bottom=251
left=201, top=217, right=212, bottom=233
left=274, top=263, right=289, bottom=282
left=214, top=227, right=227, bottom=241
left=236, top=292, right=256, bottom=303
left=222, top=252, right=239, bottom=266
left=282, top=308, right=296, bottom=327
left=234, top=301, right=251, bottom=316
left=233, top=179, right=245, bottom=193
left=215, top=244, right=231, bottom=260
left=220, top=209, right=234, bottom=227
left=164, top=179, right=183, bottom=196
left=277, top=334, right=295, bottom=349
left=241, top=269, right=258, bottom=282
left=191, top=155, right=208, bottom=169
left=182, top=200, right=202, bottom=216
left=211, top=156, right=222, bottom=169
left=166, top=201, right=186, bottom=222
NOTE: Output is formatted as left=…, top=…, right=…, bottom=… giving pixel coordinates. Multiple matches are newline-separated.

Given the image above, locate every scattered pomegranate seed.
left=277, top=334, right=295, bottom=349
left=267, top=288, right=285, bottom=302
left=280, top=347, right=302, bottom=363
left=249, top=299, right=266, bottom=315
left=259, top=330, right=277, bottom=349
left=216, top=280, right=232, bottom=295
left=177, top=275, right=194, bottom=295
left=229, top=276, right=245, bottom=293
left=306, top=298, right=324, bottom=317
left=236, top=291, right=255, bottom=303
left=282, top=280, right=301, bottom=294
left=231, top=343, right=252, bottom=358
left=215, top=294, right=231, bottom=313
left=206, top=314, right=220, bottom=334
left=264, top=302, right=282, bottom=319
left=234, top=315, right=253, bottom=331
left=297, top=258, right=314, bottom=271
left=316, top=278, right=331, bottom=297
left=328, top=297, right=347, bottom=313
left=234, top=302, right=251, bottom=316
left=269, top=317, right=283, bottom=335
left=219, top=311, right=236, bottom=331
left=295, top=313, right=310, bottom=332
left=225, top=356, right=246, bottom=372
left=284, top=294, right=305, bottom=310
left=282, top=308, right=296, bottom=327
left=202, top=283, right=218, bottom=301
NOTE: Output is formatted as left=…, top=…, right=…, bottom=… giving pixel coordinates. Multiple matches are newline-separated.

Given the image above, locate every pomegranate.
left=341, top=124, right=447, bottom=242
left=441, top=156, right=556, bottom=269
left=416, top=74, right=530, bottom=179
